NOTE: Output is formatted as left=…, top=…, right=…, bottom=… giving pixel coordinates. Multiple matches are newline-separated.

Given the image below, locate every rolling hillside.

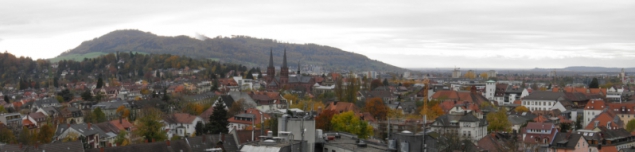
left=53, top=29, right=401, bottom=71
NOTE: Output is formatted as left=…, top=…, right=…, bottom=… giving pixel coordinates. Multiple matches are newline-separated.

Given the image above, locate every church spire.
left=282, top=48, right=288, bottom=68
left=268, top=48, right=274, bottom=68
left=297, top=61, right=301, bottom=75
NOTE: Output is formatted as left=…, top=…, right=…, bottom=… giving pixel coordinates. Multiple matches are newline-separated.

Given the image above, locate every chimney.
left=88, top=123, right=91, bottom=130
left=167, top=140, right=170, bottom=146
left=119, top=117, right=123, bottom=124
left=145, top=139, right=148, bottom=143
left=67, top=123, right=71, bottom=128
left=152, top=138, right=155, bottom=143
left=100, top=147, right=104, bottom=152
left=19, top=143, right=22, bottom=149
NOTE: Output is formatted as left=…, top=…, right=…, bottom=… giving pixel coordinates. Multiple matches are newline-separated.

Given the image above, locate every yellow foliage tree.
left=464, top=70, right=476, bottom=79
left=331, top=111, right=374, bottom=139
left=116, top=105, right=131, bottom=119
left=515, top=106, right=529, bottom=113
left=283, top=94, right=299, bottom=106
left=480, top=72, right=488, bottom=79
left=291, top=99, right=325, bottom=111
left=387, top=109, right=405, bottom=119
left=420, top=104, right=444, bottom=120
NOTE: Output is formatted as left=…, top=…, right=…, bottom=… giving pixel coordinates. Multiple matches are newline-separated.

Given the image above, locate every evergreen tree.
left=382, top=78, right=389, bottom=86
left=156, top=70, right=160, bottom=78
left=162, top=89, right=170, bottom=102
left=257, top=71, right=263, bottom=79
left=81, top=89, right=93, bottom=101
left=207, top=101, right=229, bottom=134
left=138, top=69, right=144, bottom=77
left=589, top=78, right=599, bottom=88
left=96, top=77, right=104, bottom=89
left=53, top=77, right=59, bottom=88
left=195, top=122, right=204, bottom=136
left=4, top=95, right=9, bottom=103
left=246, top=71, right=254, bottom=79
left=211, top=79, right=219, bottom=91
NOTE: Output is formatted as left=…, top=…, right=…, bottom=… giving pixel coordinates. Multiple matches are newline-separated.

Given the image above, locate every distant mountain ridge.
left=53, top=29, right=401, bottom=71
left=561, top=66, right=635, bottom=72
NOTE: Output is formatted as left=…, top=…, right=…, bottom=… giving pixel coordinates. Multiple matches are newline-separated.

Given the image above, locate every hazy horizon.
left=1, top=0, right=635, bottom=69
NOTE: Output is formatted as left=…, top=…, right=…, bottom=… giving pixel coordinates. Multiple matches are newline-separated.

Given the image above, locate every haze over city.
left=1, top=0, right=634, bottom=69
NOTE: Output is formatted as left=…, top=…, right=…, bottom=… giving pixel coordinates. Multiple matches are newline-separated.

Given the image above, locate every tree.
left=382, top=78, right=389, bottom=86
left=53, top=77, right=59, bottom=88
left=208, top=101, right=229, bottom=134
left=96, top=77, right=104, bottom=89
left=116, top=105, right=131, bottom=119
left=420, top=101, right=444, bottom=120
left=283, top=94, right=299, bottom=106
left=0, top=126, right=15, bottom=143
left=514, top=106, right=529, bottom=113
left=464, top=70, right=476, bottom=79
left=195, top=122, right=204, bottom=136
left=589, top=78, right=599, bottom=88
left=387, top=109, right=405, bottom=119
left=575, top=115, right=583, bottom=130
left=560, top=122, right=572, bottom=132
left=134, top=108, right=167, bottom=142
left=480, top=72, right=489, bottom=79
left=365, top=97, right=388, bottom=120
left=4, top=95, right=9, bottom=103
left=228, top=99, right=248, bottom=118
left=0, top=105, right=6, bottom=113
left=627, top=119, right=635, bottom=132
left=290, top=99, right=325, bottom=111
left=93, top=107, right=107, bottom=123
left=211, top=79, right=219, bottom=91
left=37, top=124, right=54, bottom=143
left=81, top=89, right=93, bottom=101
left=486, top=108, right=511, bottom=132
left=316, top=110, right=336, bottom=131
left=370, top=79, right=382, bottom=90
left=330, top=111, right=373, bottom=139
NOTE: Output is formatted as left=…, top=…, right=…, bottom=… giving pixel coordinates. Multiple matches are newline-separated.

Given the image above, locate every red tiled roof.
left=325, top=101, right=358, bottom=113
left=584, top=111, right=621, bottom=130
left=533, top=115, right=549, bottom=123
left=431, top=90, right=459, bottom=100
left=526, top=122, right=553, bottom=130
left=584, top=99, right=606, bottom=110
left=109, top=119, right=135, bottom=131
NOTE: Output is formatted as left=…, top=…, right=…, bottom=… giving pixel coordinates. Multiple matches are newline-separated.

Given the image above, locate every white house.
left=164, top=113, right=204, bottom=139
left=582, top=99, right=605, bottom=128
left=521, top=91, right=564, bottom=112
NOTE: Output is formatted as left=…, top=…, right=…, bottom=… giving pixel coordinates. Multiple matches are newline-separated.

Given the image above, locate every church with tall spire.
left=265, top=49, right=315, bottom=92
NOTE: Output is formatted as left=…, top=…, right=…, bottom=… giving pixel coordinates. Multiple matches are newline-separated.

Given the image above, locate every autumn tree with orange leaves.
left=420, top=100, right=444, bottom=120
left=116, top=105, right=131, bottom=120
left=365, top=97, right=389, bottom=120
left=316, top=109, right=337, bottom=131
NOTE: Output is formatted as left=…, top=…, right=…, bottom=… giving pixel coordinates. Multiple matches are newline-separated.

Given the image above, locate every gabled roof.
left=526, top=122, right=553, bottom=130
left=584, top=110, right=622, bottom=130
left=165, top=113, right=200, bottom=124
left=584, top=99, right=606, bottom=110
left=325, top=101, right=358, bottom=113
left=523, top=91, right=564, bottom=101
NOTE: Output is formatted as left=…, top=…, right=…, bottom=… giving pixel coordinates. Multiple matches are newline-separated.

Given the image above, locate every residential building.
left=608, top=102, right=635, bottom=128
left=430, top=111, right=488, bottom=141
left=323, top=132, right=390, bottom=152
left=485, top=80, right=496, bottom=100
left=521, top=91, right=564, bottom=112
left=521, top=122, right=558, bottom=146
left=228, top=108, right=270, bottom=131
left=0, top=113, right=22, bottom=129
left=583, top=99, right=606, bottom=128
left=550, top=133, right=593, bottom=152
left=164, top=113, right=204, bottom=138
left=55, top=123, right=107, bottom=149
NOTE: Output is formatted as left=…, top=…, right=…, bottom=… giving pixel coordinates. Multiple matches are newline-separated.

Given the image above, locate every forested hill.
left=54, top=29, right=401, bottom=71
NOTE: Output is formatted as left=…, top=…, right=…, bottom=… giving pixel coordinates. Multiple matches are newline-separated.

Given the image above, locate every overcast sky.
left=1, top=0, right=634, bottom=69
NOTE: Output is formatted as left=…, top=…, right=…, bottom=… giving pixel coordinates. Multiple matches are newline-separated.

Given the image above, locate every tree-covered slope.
left=54, top=29, right=401, bottom=71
